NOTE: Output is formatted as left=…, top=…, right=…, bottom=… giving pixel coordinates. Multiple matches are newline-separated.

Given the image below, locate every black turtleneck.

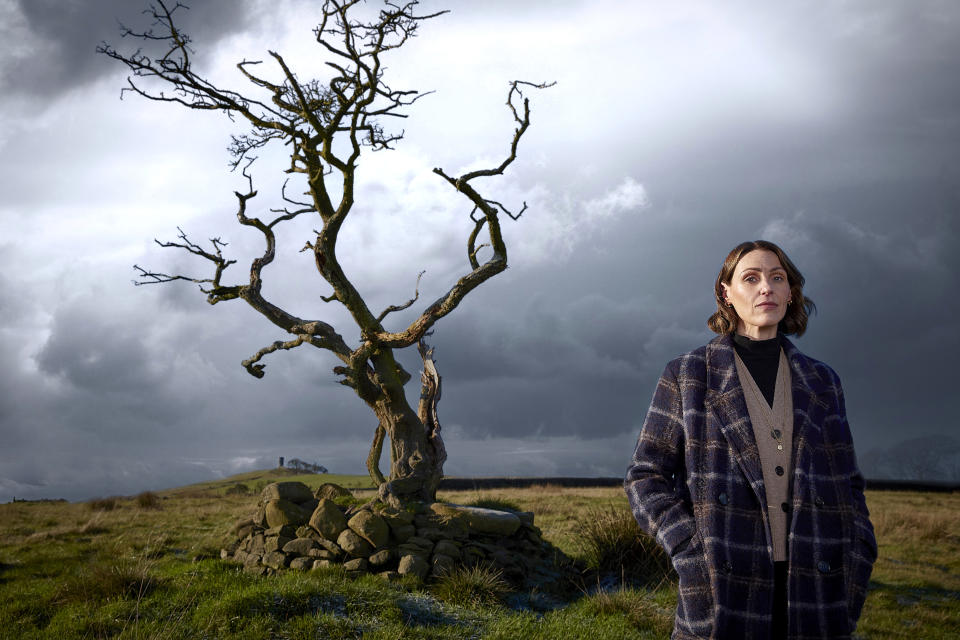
left=732, top=333, right=782, bottom=408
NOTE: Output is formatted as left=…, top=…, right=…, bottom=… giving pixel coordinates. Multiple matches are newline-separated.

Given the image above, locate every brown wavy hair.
left=707, top=240, right=815, bottom=337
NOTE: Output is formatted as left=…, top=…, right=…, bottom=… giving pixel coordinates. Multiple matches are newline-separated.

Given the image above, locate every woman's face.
left=722, top=249, right=791, bottom=340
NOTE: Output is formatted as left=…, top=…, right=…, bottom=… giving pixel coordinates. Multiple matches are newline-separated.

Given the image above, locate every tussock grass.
left=432, top=565, right=511, bottom=608
left=136, top=491, right=162, bottom=509
left=88, top=497, right=118, bottom=511
left=573, top=505, right=672, bottom=585
left=224, top=482, right=251, bottom=496
left=55, top=559, right=159, bottom=604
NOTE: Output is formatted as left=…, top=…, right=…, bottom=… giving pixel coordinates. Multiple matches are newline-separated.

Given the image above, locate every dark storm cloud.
left=4, top=0, right=256, bottom=99
left=2, top=0, right=959, bottom=500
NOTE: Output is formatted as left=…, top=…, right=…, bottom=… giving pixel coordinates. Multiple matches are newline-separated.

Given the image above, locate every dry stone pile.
left=222, top=481, right=570, bottom=587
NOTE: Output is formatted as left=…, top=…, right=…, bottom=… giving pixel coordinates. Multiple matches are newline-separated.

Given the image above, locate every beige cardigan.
left=734, top=349, right=793, bottom=561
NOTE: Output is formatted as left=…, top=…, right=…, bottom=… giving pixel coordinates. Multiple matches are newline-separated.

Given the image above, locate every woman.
left=625, top=240, right=876, bottom=639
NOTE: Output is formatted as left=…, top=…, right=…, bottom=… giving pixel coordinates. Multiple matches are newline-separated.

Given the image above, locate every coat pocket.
left=672, top=531, right=714, bottom=638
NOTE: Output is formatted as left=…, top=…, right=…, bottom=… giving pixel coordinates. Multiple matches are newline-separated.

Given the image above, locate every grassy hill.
left=159, top=468, right=375, bottom=498
left=1, top=474, right=957, bottom=638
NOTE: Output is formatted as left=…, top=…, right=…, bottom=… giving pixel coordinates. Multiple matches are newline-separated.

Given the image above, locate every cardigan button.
left=722, top=562, right=733, bottom=574
left=775, top=465, right=784, bottom=476
left=718, top=492, right=729, bottom=506
left=814, top=496, right=825, bottom=507
left=780, top=502, right=790, bottom=513
left=817, top=560, right=831, bottom=573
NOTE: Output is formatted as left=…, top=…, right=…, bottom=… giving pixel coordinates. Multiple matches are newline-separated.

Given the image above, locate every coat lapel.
left=782, top=336, right=832, bottom=505
left=704, top=335, right=767, bottom=504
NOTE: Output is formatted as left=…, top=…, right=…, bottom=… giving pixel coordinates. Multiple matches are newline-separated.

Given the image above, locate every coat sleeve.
left=835, top=380, right=877, bottom=557
left=831, top=375, right=878, bottom=630
left=624, top=360, right=697, bottom=557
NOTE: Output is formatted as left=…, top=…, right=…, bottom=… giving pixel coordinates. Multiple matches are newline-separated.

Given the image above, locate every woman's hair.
left=707, top=240, right=816, bottom=336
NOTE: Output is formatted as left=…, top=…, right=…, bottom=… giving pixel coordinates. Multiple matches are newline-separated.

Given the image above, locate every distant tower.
left=279, top=456, right=284, bottom=468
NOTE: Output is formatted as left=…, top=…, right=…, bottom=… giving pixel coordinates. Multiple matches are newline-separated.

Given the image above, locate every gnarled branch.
left=371, top=80, right=553, bottom=349
left=377, top=270, right=425, bottom=322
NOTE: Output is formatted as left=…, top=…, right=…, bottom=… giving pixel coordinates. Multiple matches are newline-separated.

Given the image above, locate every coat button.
left=780, top=502, right=790, bottom=513
left=722, top=562, right=733, bottom=574
left=775, top=465, right=784, bottom=476
left=718, top=492, right=729, bottom=506
left=817, top=560, right=831, bottom=573
left=814, top=496, right=825, bottom=507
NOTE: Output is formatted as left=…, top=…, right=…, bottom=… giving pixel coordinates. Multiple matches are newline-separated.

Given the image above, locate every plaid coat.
left=625, top=334, right=877, bottom=639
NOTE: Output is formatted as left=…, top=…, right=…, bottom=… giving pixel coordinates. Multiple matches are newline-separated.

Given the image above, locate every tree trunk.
left=374, top=399, right=443, bottom=506
left=371, top=339, right=446, bottom=507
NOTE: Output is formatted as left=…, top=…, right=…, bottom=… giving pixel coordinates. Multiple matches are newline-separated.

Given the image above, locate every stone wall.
left=221, top=481, right=569, bottom=587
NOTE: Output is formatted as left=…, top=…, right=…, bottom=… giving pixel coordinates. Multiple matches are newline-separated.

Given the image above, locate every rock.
left=337, top=529, right=373, bottom=557
left=368, top=549, right=393, bottom=567
left=415, top=527, right=445, bottom=542
left=231, top=517, right=255, bottom=534
left=264, top=536, right=293, bottom=553
left=295, top=525, right=315, bottom=539
left=289, top=557, right=312, bottom=571
left=378, top=570, right=401, bottom=581
left=343, top=557, right=368, bottom=572
left=233, top=549, right=249, bottom=563
left=516, top=511, right=535, bottom=527
left=382, top=509, right=415, bottom=526
left=429, top=503, right=522, bottom=536
left=348, top=511, right=390, bottom=549
left=433, top=540, right=461, bottom=559
left=249, top=534, right=266, bottom=555
left=312, top=559, right=333, bottom=570
left=282, top=538, right=318, bottom=556
left=310, top=499, right=348, bottom=541
left=397, top=554, right=429, bottom=579
left=461, top=546, right=485, bottom=566
left=308, top=549, right=337, bottom=560
left=398, top=536, right=433, bottom=553
left=261, top=481, right=314, bottom=504
left=390, top=524, right=416, bottom=543
left=315, top=537, right=344, bottom=556
left=264, top=499, right=308, bottom=528
left=263, top=551, right=290, bottom=570
left=397, top=540, right=434, bottom=559
left=431, top=553, right=456, bottom=576
left=315, top=483, right=353, bottom=501
left=265, top=524, right=298, bottom=539
left=253, top=505, right=268, bottom=528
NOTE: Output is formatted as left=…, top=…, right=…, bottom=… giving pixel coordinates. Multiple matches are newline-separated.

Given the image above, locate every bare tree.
left=99, top=1, right=550, bottom=506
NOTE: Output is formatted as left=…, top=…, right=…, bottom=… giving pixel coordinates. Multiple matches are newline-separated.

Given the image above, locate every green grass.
left=0, top=473, right=957, bottom=639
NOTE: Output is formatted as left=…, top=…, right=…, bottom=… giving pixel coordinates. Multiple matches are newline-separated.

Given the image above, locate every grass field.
left=0, top=471, right=957, bottom=639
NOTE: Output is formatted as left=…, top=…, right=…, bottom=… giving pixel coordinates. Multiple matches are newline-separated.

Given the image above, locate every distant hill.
left=159, top=468, right=375, bottom=498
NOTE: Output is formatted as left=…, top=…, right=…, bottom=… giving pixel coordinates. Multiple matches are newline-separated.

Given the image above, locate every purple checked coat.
left=625, top=334, right=877, bottom=640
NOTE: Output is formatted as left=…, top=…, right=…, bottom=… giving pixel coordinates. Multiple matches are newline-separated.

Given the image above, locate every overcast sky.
left=1, top=0, right=958, bottom=502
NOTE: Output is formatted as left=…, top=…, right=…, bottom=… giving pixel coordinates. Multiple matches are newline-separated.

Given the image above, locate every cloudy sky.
left=1, top=0, right=958, bottom=502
